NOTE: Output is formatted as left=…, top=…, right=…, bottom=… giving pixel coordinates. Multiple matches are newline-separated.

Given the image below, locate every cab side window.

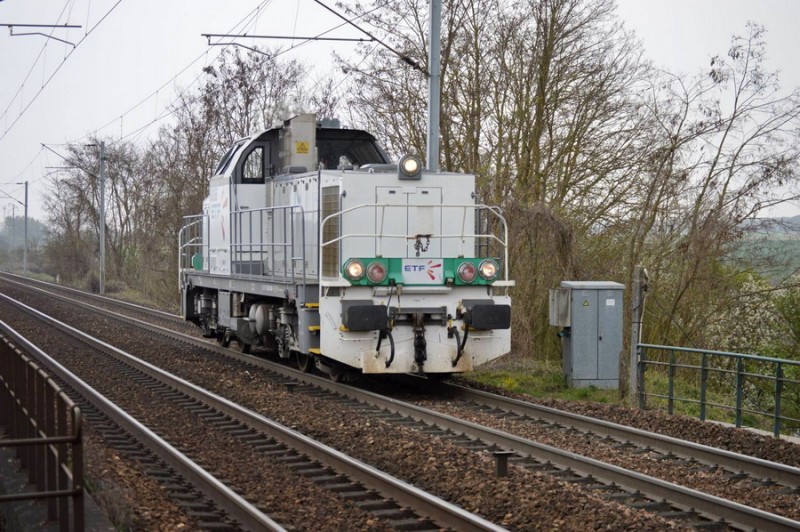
left=241, top=146, right=265, bottom=183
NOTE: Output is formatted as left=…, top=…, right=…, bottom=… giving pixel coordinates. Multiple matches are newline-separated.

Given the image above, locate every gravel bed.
left=406, top=396, right=800, bottom=521
left=83, top=430, right=197, bottom=530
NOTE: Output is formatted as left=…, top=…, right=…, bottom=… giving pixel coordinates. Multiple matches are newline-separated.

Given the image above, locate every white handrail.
left=319, top=202, right=511, bottom=282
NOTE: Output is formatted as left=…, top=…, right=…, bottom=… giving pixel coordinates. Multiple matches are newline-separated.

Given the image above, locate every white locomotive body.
left=179, top=114, right=513, bottom=378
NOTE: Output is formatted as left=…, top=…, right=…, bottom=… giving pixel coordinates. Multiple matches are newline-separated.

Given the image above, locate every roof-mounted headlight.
left=398, top=155, right=422, bottom=180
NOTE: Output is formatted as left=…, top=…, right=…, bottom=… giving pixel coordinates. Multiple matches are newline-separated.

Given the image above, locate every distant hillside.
left=734, top=217, right=800, bottom=283
left=742, top=216, right=800, bottom=236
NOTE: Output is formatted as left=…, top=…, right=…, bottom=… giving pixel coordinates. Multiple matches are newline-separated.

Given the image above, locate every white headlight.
left=478, top=259, right=498, bottom=280
left=402, top=157, right=419, bottom=174
left=344, top=259, right=365, bottom=280
left=398, top=155, right=422, bottom=180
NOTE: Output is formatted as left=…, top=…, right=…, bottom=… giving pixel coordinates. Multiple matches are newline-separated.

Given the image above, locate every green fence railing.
left=637, top=343, right=800, bottom=438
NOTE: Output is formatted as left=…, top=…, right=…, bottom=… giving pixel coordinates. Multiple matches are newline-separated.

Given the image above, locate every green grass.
left=465, top=357, right=798, bottom=436
left=465, top=359, right=623, bottom=404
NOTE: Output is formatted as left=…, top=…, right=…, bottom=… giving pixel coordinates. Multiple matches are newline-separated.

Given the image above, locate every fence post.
left=45, top=376, right=57, bottom=521
left=735, top=357, right=744, bottom=428
left=667, top=350, right=676, bottom=414
left=637, top=345, right=647, bottom=409
left=57, top=398, right=69, bottom=526
left=71, top=405, right=85, bottom=531
left=699, top=353, right=708, bottom=421
left=774, top=363, right=783, bottom=438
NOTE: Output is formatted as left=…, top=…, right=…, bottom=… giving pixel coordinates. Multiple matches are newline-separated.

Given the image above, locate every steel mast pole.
left=426, top=0, right=441, bottom=172
left=22, top=181, right=27, bottom=275
left=99, top=141, right=106, bottom=295
left=11, top=204, right=15, bottom=265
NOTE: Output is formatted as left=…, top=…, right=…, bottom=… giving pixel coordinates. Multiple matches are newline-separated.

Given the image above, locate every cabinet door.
left=570, top=289, right=599, bottom=379
left=598, top=290, right=623, bottom=380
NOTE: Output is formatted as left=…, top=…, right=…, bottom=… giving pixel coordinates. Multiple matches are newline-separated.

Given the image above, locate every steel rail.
left=0, top=292, right=505, bottom=532
left=6, top=279, right=800, bottom=530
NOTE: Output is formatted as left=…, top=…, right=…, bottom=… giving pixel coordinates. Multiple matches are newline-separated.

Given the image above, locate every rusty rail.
left=0, top=320, right=84, bottom=531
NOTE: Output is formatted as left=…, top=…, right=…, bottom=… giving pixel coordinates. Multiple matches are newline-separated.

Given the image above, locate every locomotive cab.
left=179, top=113, right=512, bottom=378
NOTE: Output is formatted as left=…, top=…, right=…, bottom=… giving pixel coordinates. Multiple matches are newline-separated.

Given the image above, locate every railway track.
left=1, top=319, right=279, bottom=530
left=418, top=378, right=800, bottom=487
left=1, top=292, right=499, bottom=531
left=0, top=272, right=191, bottom=330
left=2, top=275, right=800, bottom=530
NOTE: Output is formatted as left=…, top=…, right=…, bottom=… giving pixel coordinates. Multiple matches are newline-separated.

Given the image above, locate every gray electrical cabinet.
left=549, top=281, right=625, bottom=389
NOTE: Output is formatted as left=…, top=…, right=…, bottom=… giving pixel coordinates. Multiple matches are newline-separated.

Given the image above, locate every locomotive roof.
left=247, top=124, right=381, bottom=144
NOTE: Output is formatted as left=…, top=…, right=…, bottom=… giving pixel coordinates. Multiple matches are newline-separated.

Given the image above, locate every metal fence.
left=637, top=343, right=800, bottom=438
left=0, top=322, right=84, bottom=531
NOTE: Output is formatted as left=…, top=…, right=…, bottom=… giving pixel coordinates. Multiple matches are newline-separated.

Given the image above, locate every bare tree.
left=631, top=24, right=800, bottom=346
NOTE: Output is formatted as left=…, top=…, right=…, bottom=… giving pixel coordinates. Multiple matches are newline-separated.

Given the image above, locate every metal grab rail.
left=229, top=205, right=307, bottom=283
left=178, top=215, right=207, bottom=287
left=0, top=321, right=84, bottom=531
left=320, top=203, right=511, bottom=282
left=179, top=206, right=308, bottom=284
left=637, top=343, right=800, bottom=438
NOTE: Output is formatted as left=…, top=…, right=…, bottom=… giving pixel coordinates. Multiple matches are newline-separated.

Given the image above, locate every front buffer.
left=320, top=283, right=511, bottom=375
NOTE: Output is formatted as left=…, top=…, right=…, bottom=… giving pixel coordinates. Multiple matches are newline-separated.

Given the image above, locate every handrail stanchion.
left=774, top=363, right=783, bottom=438
left=637, top=344, right=646, bottom=409
left=735, top=357, right=745, bottom=428
left=667, top=350, right=676, bottom=415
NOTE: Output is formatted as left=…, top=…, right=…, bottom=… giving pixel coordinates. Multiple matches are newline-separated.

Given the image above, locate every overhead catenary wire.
left=0, top=0, right=74, bottom=128
left=95, top=0, right=391, bottom=146
left=12, top=0, right=396, bottom=196
left=69, top=0, right=275, bottom=148
left=0, top=0, right=125, bottom=144
left=312, top=0, right=427, bottom=75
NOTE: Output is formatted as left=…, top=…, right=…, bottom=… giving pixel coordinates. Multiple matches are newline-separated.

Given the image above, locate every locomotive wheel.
left=329, top=364, right=357, bottom=383
left=238, top=340, right=251, bottom=354
left=295, top=351, right=315, bottom=372
left=217, top=332, right=231, bottom=348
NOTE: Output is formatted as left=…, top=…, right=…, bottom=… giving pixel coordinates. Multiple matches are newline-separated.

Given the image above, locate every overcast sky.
left=1, top=0, right=799, bottom=221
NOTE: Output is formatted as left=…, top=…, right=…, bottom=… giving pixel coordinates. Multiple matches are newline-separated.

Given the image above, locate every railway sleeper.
left=312, top=475, right=350, bottom=486
left=391, top=517, right=440, bottom=531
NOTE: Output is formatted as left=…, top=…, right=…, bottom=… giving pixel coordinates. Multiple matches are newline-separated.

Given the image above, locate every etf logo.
left=402, top=259, right=442, bottom=282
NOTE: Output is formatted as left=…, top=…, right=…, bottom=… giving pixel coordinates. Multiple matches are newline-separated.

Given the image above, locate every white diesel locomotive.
left=179, top=114, right=513, bottom=380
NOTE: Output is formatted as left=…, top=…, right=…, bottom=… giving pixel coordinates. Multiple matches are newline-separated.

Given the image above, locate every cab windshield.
left=213, top=140, right=247, bottom=176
